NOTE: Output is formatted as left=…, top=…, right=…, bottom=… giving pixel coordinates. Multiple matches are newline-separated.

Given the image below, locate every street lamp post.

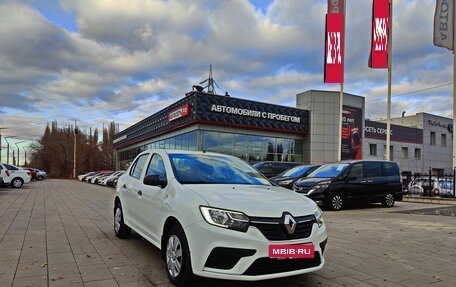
left=4, top=136, right=19, bottom=164
left=15, top=141, right=26, bottom=167
left=22, top=147, right=27, bottom=167
left=0, top=127, right=9, bottom=162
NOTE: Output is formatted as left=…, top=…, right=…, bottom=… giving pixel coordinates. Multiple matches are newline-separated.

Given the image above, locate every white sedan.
left=114, top=149, right=327, bottom=286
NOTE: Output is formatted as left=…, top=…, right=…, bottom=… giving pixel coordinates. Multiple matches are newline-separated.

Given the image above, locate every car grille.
left=249, top=214, right=316, bottom=241
left=243, top=252, right=321, bottom=275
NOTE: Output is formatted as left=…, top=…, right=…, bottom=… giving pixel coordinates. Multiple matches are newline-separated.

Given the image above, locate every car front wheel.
left=165, top=226, right=193, bottom=286
left=382, top=193, right=395, bottom=207
left=114, top=203, right=131, bottom=238
left=11, top=178, right=24, bottom=188
left=328, top=193, right=343, bottom=211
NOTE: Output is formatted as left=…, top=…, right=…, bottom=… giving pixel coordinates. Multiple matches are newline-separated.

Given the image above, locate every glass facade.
left=118, top=130, right=303, bottom=169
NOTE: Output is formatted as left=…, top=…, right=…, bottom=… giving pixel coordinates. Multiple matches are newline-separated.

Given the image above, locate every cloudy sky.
left=0, top=0, right=453, bottom=160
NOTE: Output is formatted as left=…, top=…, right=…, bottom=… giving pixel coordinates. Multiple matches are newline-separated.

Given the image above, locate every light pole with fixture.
left=0, top=127, right=9, bottom=162
left=22, top=147, right=28, bottom=167
left=4, top=136, right=19, bottom=164
left=15, top=141, right=27, bottom=167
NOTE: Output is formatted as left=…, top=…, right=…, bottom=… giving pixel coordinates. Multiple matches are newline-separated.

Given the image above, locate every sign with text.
left=369, top=0, right=390, bottom=68
left=269, top=244, right=315, bottom=259
left=433, top=0, right=454, bottom=50
left=324, top=13, right=345, bottom=83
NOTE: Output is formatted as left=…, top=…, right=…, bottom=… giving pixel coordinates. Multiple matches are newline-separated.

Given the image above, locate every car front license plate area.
left=268, top=244, right=315, bottom=259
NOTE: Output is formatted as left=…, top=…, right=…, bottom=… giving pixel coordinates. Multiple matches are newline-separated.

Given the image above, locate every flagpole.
left=386, top=0, right=393, bottom=161
left=338, top=83, right=343, bottom=161
left=453, top=1, right=456, bottom=170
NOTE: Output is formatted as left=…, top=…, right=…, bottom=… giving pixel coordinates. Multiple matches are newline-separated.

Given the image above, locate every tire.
left=165, top=226, right=194, bottom=286
left=382, top=193, right=395, bottom=207
left=37, top=175, right=43, bottom=181
left=114, top=203, right=131, bottom=238
left=328, top=193, right=343, bottom=211
left=11, top=178, right=24, bottom=188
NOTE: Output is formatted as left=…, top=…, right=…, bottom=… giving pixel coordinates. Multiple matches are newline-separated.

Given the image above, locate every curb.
left=403, top=196, right=456, bottom=205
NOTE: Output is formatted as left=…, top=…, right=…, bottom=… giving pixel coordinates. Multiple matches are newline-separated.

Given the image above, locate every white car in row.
left=0, top=163, right=31, bottom=188
left=114, top=149, right=327, bottom=286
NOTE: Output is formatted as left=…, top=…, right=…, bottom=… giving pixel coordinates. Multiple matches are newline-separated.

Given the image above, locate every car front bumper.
left=184, top=218, right=327, bottom=281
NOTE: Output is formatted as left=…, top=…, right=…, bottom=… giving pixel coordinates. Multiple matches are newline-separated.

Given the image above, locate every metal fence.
left=402, top=171, right=456, bottom=198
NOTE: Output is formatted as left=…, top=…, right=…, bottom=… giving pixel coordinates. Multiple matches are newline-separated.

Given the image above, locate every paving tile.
left=78, top=263, right=113, bottom=282
left=74, top=253, right=104, bottom=266
left=15, top=262, right=48, bottom=278
left=12, top=275, right=48, bottom=287
left=110, top=265, right=146, bottom=284
left=48, top=276, right=84, bottom=287
left=101, top=253, right=132, bottom=268
left=84, top=279, right=120, bottom=287
left=49, top=262, right=80, bottom=280
left=47, top=252, right=76, bottom=264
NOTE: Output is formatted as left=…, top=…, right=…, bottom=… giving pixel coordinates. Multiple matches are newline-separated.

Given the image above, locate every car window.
left=4, top=164, right=18, bottom=171
left=170, top=154, right=270, bottom=185
left=256, top=163, right=273, bottom=174
left=146, top=154, right=166, bottom=180
left=363, top=162, right=382, bottom=177
left=348, top=163, right=363, bottom=179
left=309, top=163, right=349, bottom=178
left=382, top=162, right=399, bottom=176
left=129, top=153, right=149, bottom=179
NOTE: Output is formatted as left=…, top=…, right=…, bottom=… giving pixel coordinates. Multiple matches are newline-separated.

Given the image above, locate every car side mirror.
left=143, top=174, right=167, bottom=188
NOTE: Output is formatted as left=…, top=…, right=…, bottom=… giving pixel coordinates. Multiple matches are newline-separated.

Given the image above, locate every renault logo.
left=283, top=213, right=297, bottom=235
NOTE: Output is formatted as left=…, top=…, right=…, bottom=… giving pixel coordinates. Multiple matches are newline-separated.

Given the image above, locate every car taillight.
left=5, top=170, right=9, bottom=176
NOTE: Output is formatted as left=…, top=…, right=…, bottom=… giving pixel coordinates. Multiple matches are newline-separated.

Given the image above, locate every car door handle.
left=361, top=180, right=373, bottom=183
left=138, top=190, right=142, bottom=196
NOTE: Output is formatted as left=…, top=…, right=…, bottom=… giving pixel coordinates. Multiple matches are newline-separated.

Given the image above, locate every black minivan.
left=293, top=160, right=403, bottom=210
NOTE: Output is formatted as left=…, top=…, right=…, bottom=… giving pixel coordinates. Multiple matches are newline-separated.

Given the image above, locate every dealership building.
left=113, top=90, right=453, bottom=175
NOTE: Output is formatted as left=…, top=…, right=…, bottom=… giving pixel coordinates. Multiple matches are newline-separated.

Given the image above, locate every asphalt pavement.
left=0, top=179, right=455, bottom=287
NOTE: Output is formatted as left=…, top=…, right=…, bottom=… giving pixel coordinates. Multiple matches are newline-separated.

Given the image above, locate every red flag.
left=369, top=0, right=390, bottom=69
left=324, top=13, right=345, bottom=83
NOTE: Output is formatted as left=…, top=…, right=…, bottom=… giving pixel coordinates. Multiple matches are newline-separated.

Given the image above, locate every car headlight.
left=277, top=179, right=293, bottom=186
left=314, top=208, right=324, bottom=228
left=200, top=206, right=249, bottom=232
left=308, top=181, right=331, bottom=195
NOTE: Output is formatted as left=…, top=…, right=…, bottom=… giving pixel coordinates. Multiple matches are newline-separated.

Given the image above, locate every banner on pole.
left=433, top=0, right=454, bottom=50
left=369, top=0, right=390, bottom=69
left=324, top=13, right=345, bottom=83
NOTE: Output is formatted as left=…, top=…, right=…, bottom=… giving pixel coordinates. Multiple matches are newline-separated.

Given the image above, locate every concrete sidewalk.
left=1, top=179, right=455, bottom=287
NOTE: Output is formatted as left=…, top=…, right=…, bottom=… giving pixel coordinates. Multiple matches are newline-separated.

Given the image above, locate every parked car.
left=25, top=168, right=47, bottom=181
left=90, top=171, right=114, bottom=184
left=106, top=175, right=122, bottom=188
left=78, top=171, right=95, bottom=181
left=114, top=150, right=327, bottom=286
left=293, top=160, right=403, bottom=211
left=433, top=178, right=454, bottom=197
left=99, top=170, right=125, bottom=186
left=252, top=161, right=303, bottom=178
left=270, top=164, right=321, bottom=189
left=0, top=163, right=32, bottom=188
left=407, top=177, right=435, bottom=196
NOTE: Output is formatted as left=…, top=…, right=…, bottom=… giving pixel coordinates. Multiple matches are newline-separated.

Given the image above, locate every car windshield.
left=307, top=163, right=349, bottom=178
left=169, top=153, right=271, bottom=185
left=278, top=165, right=311, bottom=177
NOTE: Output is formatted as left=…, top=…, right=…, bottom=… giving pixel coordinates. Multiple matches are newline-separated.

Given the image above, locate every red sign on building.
left=369, top=0, right=390, bottom=69
left=324, top=13, right=345, bottom=83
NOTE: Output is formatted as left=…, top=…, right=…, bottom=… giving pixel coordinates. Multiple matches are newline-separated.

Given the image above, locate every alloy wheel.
left=166, top=235, right=183, bottom=278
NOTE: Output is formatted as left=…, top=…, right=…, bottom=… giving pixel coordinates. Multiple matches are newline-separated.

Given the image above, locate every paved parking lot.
left=0, top=179, right=455, bottom=287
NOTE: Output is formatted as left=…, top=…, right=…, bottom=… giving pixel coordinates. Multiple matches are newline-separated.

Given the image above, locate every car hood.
left=184, top=184, right=317, bottom=217
left=270, top=175, right=299, bottom=182
left=295, top=177, right=332, bottom=187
